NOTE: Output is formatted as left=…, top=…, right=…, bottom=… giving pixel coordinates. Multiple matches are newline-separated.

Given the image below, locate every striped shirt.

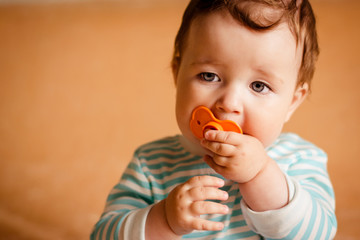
left=91, top=133, right=337, bottom=239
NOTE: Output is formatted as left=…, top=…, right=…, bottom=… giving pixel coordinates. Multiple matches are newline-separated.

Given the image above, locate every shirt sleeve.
left=241, top=177, right=310, bottom=238
left=90, top=154, right=153, bottom=240
left=241, top=140, right=337, bottom=239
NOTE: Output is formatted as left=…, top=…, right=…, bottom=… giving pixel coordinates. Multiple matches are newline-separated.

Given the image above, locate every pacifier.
left=190, top=106, right=242, bottom=139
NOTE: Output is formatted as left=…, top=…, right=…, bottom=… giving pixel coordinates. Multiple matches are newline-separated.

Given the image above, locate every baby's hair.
left=172, top=0, right=319, bottom=89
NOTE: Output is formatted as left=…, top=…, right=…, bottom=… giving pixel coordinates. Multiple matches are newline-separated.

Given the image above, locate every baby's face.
left=174, top=10, right=307, bottom=155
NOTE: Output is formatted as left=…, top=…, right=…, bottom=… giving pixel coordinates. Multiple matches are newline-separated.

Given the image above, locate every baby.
left=91, top=0, right=337, bottom=239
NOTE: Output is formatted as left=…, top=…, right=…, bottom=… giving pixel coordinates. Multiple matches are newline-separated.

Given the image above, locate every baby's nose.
left=215, top=87, right=243, bottom=115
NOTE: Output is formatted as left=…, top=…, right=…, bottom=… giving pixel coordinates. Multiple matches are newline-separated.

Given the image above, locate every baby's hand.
left=201, top=130, right=270, bottom=183
left=165, top=176, right=229, bottom=236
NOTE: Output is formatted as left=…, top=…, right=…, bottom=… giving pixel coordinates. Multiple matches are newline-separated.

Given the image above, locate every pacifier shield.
left=190, top=106, right=242, bottom=139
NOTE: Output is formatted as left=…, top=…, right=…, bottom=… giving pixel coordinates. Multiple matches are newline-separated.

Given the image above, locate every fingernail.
left=216, top=222, right=224, bottom=230
left=204, top=130, right=210, bottom=138
left=223, top=191, right=228, bottom=199
left=218, top=179, right=225, bottom=186
left=223, top=205, right=229, bottom=213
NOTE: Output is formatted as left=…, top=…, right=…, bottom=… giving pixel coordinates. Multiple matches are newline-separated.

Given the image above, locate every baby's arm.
left=202, top=131, right=337, bottom=239
left=91, top=154, right=229, bottom=240
left=90, top=156, right=154, bottom=240
left=240, top=148, right=337, bottom=239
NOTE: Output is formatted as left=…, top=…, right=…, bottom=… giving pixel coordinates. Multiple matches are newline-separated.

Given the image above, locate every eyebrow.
left=190, top=59, right=223, bottom=66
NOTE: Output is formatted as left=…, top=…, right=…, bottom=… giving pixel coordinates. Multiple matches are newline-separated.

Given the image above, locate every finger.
left=201, top=139, right=236, bottom=156
left=212, top=155, right=230, bottom=167
left=204, top=130, right=243, bottom=145
left=191, top=201, right=229, bottom=216
left=191, top=218, right=225, bottom=232
left=188, top=186, right=228, bottom=201
left=186, top=175, right=225, bottom=188
left=204, top=155, right=226, bottom=174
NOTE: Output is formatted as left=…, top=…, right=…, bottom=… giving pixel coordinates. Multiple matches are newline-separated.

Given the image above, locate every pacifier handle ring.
left=203, top=122, right=223, bottom=136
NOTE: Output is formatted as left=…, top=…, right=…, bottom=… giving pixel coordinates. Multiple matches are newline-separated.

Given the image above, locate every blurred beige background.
left=0, top=0, right=359, bottom=239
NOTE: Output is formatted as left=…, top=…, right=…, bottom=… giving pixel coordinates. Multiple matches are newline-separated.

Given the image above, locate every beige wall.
left=0, top=1, right=359, bottom=239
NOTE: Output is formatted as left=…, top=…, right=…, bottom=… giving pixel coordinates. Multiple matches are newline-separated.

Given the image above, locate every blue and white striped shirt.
left=91, top=133, right=337, bottom=239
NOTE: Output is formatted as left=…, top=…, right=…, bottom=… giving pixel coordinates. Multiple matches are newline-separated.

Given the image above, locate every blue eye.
left=200, top=72, right=220, bottom=82
left=251, top=81, right=270, bottom=93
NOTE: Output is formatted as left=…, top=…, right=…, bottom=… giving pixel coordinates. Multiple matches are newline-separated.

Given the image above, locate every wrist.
left=250, top=155, right=272, bottom=184
left=238, top=158, right=289, bottom=211
left=239, top=154, right=271, bottom=184
left=163, top=198, right=181, bottom=237
left=146, top=200, right=181, bottom=240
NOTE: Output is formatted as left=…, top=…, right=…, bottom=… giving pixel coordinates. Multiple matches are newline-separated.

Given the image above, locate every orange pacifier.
left=190, top=106, right=242, bottom=139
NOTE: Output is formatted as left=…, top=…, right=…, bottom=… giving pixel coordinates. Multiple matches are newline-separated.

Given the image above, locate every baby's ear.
left=285, top=83, right=309, bottom=122
left=171, top=57, right=180, bottom=84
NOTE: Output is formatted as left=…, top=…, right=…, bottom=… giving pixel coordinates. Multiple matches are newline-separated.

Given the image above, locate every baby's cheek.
left=258, top=129, right=282, bottom=148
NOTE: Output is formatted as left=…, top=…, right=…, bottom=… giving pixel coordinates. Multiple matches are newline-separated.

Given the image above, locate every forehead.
left=184, top=10, right=302, bottom=66
left=190, top=10, right=297, bottom=45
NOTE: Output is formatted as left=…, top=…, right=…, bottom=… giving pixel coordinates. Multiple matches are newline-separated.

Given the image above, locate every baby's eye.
left=200, top=72, right=220, bottom=82
left=250, top=81, right=271, bottom=94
